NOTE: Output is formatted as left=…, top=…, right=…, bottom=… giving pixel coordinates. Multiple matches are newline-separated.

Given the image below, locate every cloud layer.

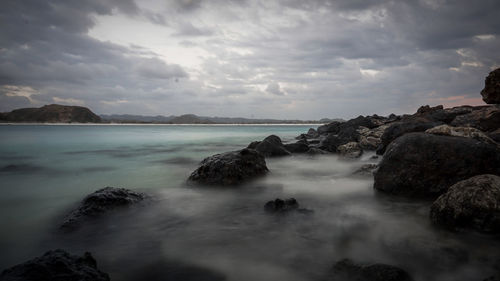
left=1, top=0, right=499, bottom=119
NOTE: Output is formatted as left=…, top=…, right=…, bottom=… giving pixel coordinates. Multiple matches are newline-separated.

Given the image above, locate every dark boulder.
left=330, top=259, right=413, bottom=281
left=376, top=120, right=442, bottom=154
left=430, top=174, right=500, bottom=233
left=374, top=133, right=500, bottom=198
left=188, top=148, right=268, bottom=186
left=341, top=115, right=379, bottom=130
left=264, top=198, right=313, bottom=214
left=0, top=249, right=110, bottom=281
left=306, top=128, right=319, bottom=138
left=61, top=187, right=149, bottom=230
left=284, top=140, right=310, bottom=153
left=481, top=68, right=500, bottom=104
left=254, top=135, right=291, bottom=157
left=319, top=127, right=359, bottom=152
left=247, top=141, right=261, bottom=149
left=317, top=121, right=342, bottom=135
left=451, top=105, right=500, bottom=132
left=489, top=129, right=500, bottom=143
left=337, top=142, right=363, bottom=158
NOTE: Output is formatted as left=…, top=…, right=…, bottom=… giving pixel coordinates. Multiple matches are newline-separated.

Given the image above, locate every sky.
left=1, top=0, right=499, bottom=119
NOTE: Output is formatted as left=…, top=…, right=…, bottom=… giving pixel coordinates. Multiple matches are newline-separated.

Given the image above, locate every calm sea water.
left=0, top=125, right=499, bottom=281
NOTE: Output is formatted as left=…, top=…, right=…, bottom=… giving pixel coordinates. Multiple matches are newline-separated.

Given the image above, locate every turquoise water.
left=0, top=125, right=499, bottom=281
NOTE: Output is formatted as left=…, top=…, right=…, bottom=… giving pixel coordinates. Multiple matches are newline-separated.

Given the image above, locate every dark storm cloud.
left=0, top=0, right=499, bottom=118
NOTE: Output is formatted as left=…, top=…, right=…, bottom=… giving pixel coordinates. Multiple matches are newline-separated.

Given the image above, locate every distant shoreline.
left=0, top=123, right=323, bottom=126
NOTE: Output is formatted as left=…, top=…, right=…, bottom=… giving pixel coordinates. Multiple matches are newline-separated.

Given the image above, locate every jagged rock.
left=188, top=148, right=268, bottom=186
left=430, top=174, right=500, bottom=233
left=337, top=142, right=363, bottom=158
left=329, top=259, right=413, bottom=281
left=451, top=105, right=500, bottom=132
left=306, top=128, right=319, bottom=138
left=264, top=198, right=313, bottom=214
left=319, top=127, right=359, bottom=152
left=317, top=121, right=343, bottom=135
left=61, top=187, right=149, bottom=230
left=357, top=125, right=389, bottom=150
left=425, top=124, right=498, bottom=146
left=374, top=133, right=500, bottom=197
left=284, top=140, right=310, bottom=153
left=481, top=68, right=500, bottom=104
left=0, top=249, right=110, bottom=281
left=376, top=120, right=442, bottom=154
left=253, top=135, right=291, bottom=157
left=352, top=164, right=378, bottom=177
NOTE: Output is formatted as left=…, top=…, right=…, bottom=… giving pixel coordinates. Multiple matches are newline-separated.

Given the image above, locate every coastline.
left=0, top=123, right=323, bottom=126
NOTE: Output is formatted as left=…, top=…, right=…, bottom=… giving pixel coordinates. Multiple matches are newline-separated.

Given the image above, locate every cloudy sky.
left=1, top=0, right=499, bottom=119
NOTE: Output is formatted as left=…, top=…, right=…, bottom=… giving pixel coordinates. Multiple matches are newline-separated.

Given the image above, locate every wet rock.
left=377, top=120, right=442, bottom=155
left=330, top=259, right=413, bottom=281
left=188, top=148, right=268, bottom=186
left=254, top=135, right=291, bottom=157
left=425, top=124, right=498, bottom=146
left=337, top=142, right=363, bottom=158
left=0, top=249, right=110, bottom=281
left=481, top=68, right=500, bottom=104
left=284, top=140, right=310, bottom=153
left=264, top=198, right=313, bottom=214
left=352, top=164, right=378, bottom=177
left=430, top=174, right=500, bottom=233
left=306, top=148, right=329, bottom=155
left=61, top=187, right=149, bottom=230
left=451, top=105, right=500, bottom=132
left=374, top=133, right=500, bottom=198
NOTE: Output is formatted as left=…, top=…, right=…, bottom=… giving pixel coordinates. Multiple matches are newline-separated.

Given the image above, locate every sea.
left=0, top=124, right=499, bottom=281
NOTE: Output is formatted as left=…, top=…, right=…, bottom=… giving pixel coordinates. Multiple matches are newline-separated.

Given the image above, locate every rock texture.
left=0, top=249, right=110, bottom=281
left=450, top=105, right=500, bottom=132
left=374, top=133, right=500, bottom=197
left=481, top=68, right=500, bottom=104
left=330, top=259, right=413, bottom=281
left=61, top=187, right=149, bottom=230
left=188, top=148, right=268, bottom=185
left=430, top=174, right=500, bottom=233
left=425, top=124, right=498, bottom=145
left=377, top=120, right=441, bottom=155
left=264, top=198, right=313, bottom=214
left=252, top=135, right=291, bottom=157
left=337, top=142, right=363, bottom=158
left=0, top=104, right=101, bottom=123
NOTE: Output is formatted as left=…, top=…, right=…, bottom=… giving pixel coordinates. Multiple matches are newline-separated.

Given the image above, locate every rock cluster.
left=329, top=259, right=413, bottom=281
left=0, top=249, right=110, bottom=281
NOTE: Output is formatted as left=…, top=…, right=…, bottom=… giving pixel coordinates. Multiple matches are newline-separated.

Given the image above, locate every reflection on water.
left=0, top=125, right=499, bottom=281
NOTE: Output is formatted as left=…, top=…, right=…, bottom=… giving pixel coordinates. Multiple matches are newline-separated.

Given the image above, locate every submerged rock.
left=188, top=148, right=268, bottom=186
left=352, top=164, right=378, bottom=177
left=61, top=187, right=149, bottom=230
left=374, top=133, right=500, bottom=197
left=337, top=142, right=363, bottom=158
left=430, top=174, right=500, bottom=233
left=330, top=259, right=413, bottom=281
left=264, top=198, right=313, bottom=214
left=0, top=249, right=110, bottom=281
left=253, top=135, right=291, bottom=157
left=481, top=68, right=500, bottom=104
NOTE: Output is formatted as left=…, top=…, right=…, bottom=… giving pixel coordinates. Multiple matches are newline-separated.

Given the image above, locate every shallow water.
left=0, top=125, right=499, bottom=280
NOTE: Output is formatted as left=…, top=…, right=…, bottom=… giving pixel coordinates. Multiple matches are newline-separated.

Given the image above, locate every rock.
left=337, top=142, right=363, bottom=158
left=61, top=187, right=149, bottom=230
left=489, top=129, right=500, bottom=143
left=0, top=249, right=110, bottom=281
left=330, top=259, right=413, bottom=281
left=188, top=148, right=268, bottom=186
left=357, top=125, right=389, bottom=150
left=352, top=164, right=378, bottom=177
left=306, top=148, right=329, bottom=155
left=319, top=127, right=359, bottom=152
left=374, top=133, right=500, bottom=197
left=307, top=128, right=319, bottom=138
left=264, top=198, right=313, bottom=214
left=430, top=174, right=500, bottom=233
left=247, top=141, right=261, bottom=149
left=377, top=120, right=442, bottom=155
left=254, top=135, right=291, bottom=157
left=425, top=124, right=498, bottom=146
left=317, top=121, right=342, bottom=135
left=481, top=68, right=500, bottom=104
left=451, top=105, right=500, bottom=132
left=284, top=141, right=310, bottom=153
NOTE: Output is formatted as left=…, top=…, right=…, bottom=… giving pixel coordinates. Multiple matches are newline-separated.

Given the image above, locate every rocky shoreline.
left=2, top=68, right=500, bottom=280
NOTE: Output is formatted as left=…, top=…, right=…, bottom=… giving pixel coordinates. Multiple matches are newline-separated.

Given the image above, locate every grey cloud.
left=134, top=58, right=188, bottom=80
left=266, top=82, right=285, bottom=96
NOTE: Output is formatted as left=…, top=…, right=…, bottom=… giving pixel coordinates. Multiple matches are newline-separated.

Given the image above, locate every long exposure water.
left=0, top=125, right=499, bottom=281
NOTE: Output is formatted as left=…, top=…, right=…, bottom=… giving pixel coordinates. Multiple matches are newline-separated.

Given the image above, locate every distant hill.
left=0, top=104, right=101, bottom=123
left=100, top=114, right=338, bottom=124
